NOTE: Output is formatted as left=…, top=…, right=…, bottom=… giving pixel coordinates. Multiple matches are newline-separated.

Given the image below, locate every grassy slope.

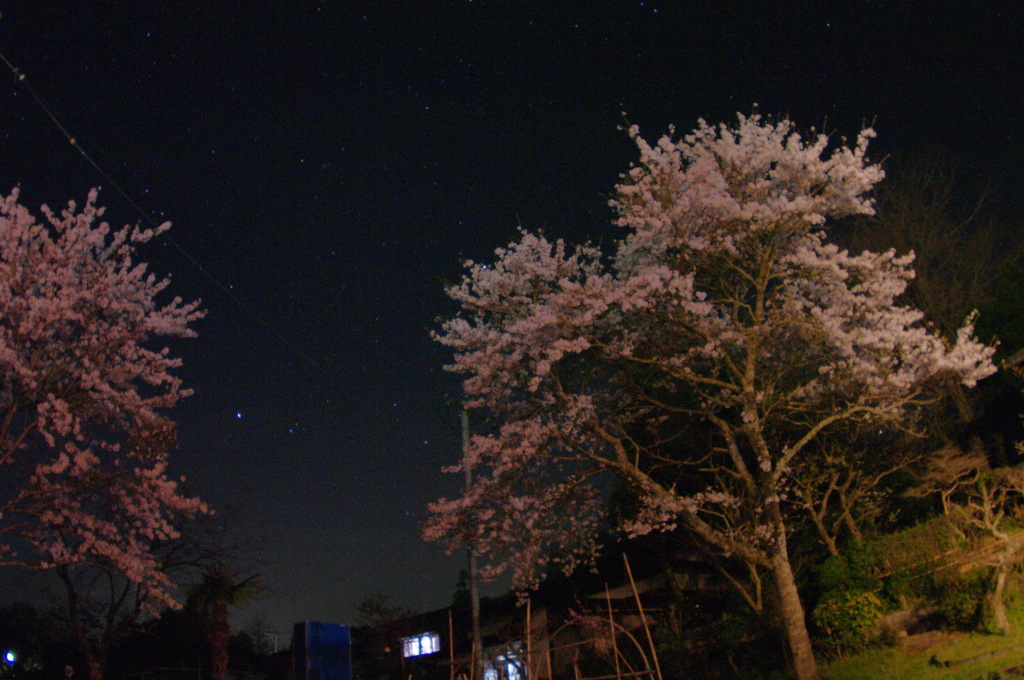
left=824, top=611, right=1024, bottom=680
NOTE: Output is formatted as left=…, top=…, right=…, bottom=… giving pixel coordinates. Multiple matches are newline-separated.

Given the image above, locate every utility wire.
left=0, top=49, right=332, bottom=372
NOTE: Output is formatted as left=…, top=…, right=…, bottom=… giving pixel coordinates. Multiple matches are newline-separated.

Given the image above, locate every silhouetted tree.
left=186, top=565, right=263, bottom=680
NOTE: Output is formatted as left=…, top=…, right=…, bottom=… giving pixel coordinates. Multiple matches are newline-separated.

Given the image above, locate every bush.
left=814, top=520, right=965, bottom=614
left=881, top=568, right=918, bottom=606
left=868, top=517, right=960, bottom=569
left=817, top=545, right=883, bottom=594
left=935, top=571, right=990, bottom=630
left=812, top=590, right=886, bottom=655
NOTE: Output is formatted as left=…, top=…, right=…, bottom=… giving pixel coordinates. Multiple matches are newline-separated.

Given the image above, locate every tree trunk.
left=838, top=491, right=864, bottom=543
left=70, top=619, right=104, bottom=680
left=992, top=560, right=1012, bottom=635
left=60, top=567, right=106, bottom=680
left=770, top=538, right=820, bottom=680
left=210, top=602, right=230, bottom=680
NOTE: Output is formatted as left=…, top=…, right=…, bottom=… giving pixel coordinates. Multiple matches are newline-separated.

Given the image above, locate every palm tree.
left=186, top=565, right=263, bottom=680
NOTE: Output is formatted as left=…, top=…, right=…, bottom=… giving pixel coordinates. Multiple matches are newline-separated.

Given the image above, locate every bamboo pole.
left=564, top=672, right=653, bottom=680
left=622, top=555, right=663, bottom=680
left=605, top=585, right=622, bottom=680
left=526, top=599, right=533, bottom=680
left=450, top=608, right=456, bottom=680
left=545, top=628, right=554, bottom=680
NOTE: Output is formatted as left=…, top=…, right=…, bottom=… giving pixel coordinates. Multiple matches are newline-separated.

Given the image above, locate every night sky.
left=1, top=1, right=1021, bottom=637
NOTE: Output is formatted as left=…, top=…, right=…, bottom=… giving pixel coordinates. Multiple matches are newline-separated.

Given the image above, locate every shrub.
left=882, top=568, right=918, bottom=606
left=812, top=590, right=886, bottom=655
left=935, top=571, right=990, bottom=630
left=817, top=545, right=883, bottom=594
left=869, top=517, right=961, bottom=569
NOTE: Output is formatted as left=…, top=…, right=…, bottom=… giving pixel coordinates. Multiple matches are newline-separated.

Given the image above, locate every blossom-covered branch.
left=0, top=188, right=207, bottom=610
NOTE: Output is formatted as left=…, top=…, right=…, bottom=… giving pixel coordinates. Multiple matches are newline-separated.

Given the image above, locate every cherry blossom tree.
left=54, top=508, right=239, bottom=680
left=426, top=114, right=996, bottom=680
left=0, top=186, right=206, bottom=663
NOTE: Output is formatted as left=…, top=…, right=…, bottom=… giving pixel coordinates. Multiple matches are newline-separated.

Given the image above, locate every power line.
left=0, top=48, right=333, bottom=373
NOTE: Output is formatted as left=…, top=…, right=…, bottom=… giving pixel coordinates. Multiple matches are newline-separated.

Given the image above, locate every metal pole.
left=463, top=407, right=484, bottom=680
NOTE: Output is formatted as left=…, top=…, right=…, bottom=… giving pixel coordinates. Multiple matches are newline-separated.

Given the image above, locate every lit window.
left=402, top=633, right=440, bottom=658
left=483, top=651, right=522, bottom=680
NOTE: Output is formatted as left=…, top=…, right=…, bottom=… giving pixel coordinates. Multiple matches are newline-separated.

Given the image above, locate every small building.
left=352, top=544, right=723, bottom=680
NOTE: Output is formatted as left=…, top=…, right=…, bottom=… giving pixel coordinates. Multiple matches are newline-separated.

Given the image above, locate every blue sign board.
left=293, top=621, right=352, bottom=680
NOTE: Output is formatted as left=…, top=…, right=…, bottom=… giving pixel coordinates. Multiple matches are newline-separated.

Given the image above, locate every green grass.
left=823, top=611, right=1024, bottom=680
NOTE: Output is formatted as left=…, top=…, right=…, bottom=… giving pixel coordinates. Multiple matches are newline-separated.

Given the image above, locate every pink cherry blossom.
left=0, top=188, right=206, bottom=609
left=427, top=114, right=995, bottom=680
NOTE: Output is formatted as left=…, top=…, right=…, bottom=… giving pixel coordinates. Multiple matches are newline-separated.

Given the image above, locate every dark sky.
left=1, top=1, right=1021, bottom=637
